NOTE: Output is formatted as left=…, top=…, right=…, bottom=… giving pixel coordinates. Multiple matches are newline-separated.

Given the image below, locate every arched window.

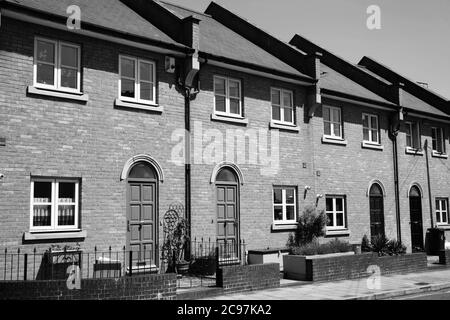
left=216, top=167, right=238, bottom=183
left=369, top=183, right=383, bottom=197
left=409, top=185, right=421, bottom=198
left=128, top=162, right=157, bottom=179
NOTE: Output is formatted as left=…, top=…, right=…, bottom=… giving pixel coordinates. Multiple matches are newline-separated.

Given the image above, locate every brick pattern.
left=0, top=273, right=176, bottom=300
left=0, top=17, right=185, bottom=253
left=439, top=250, right=450, bottom=265
left=216, top=263, right=280, bottom=293
left=303, top=253, right=428, bottom=282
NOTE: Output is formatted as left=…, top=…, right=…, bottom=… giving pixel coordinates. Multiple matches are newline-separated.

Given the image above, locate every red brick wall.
left=217, top=263, right=280, bottom=293
left=0, top=273, right=177, bottom=300
left=0, top=17, right=186, bottom=253
left=189, top=64, right=316, bottom=250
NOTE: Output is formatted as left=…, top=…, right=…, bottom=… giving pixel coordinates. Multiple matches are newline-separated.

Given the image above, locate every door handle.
left=127, top=220, right=130, bottom=232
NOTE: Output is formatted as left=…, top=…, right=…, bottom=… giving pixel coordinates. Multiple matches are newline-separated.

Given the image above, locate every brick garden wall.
left=439, top=250, right=450, bottom=265
left=216, top=263, right=280, bottom=293
left=305, top=252, right=427, bottom=282
left=0, top=273, right=176, bottom=300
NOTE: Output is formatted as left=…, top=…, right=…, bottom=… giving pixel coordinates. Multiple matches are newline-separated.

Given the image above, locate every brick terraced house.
left=0, top=0, right=449, bottom=276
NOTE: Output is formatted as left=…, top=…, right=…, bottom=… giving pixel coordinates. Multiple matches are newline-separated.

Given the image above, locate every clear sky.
left=165, top=0, right=450, bottom=99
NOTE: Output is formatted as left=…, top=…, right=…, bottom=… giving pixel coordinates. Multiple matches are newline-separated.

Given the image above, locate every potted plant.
left=163, top=218, right=190, bottom=275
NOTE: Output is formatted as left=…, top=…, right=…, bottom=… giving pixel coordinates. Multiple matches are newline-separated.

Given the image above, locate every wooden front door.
left=409, top=187, right=424, bottom=252
left=126, top=162, right=158, bottom=270
left=369, top=184, right=385, bottom=240
left=216, top=185, right=239, bottom=261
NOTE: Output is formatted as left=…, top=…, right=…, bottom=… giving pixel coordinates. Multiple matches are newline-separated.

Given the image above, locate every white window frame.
left=323, top=105, right=343, bottom=139
left=33, top=37, right=81, bottom=93
left=273, top=187, right=297, bottom=224
left=325, top=196, right=346, bottom=230
left=436, top=198, right=449, bottom=226
left=405, top=121, right=421, bottom=150
left=271, top=88, right=294, bottom=125
left=213, top=75, right=242, bottom=117
left=362, top=113, right=380, bottom=144
left=432, top=127, right=446, bottom=154
left=118, top=55, right=156, bottom=104
left=30, top=178, right=80, bottom=232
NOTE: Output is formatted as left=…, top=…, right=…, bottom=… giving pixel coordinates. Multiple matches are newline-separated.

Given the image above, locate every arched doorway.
left=215, top=167, right=240, bottom=262
left=409, top=185, right=424, bottom=252
left=369, top=183, right=385, bottom=240
left=126, top=162, right=158, bottom=270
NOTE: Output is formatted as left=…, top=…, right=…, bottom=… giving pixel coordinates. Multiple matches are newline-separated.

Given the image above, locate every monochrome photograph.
left=0, top=0, right=449, bottom=309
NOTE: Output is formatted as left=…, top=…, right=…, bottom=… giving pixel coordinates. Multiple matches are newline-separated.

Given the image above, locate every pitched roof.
left=401, top=91, right=449, bottom=117
left=2, top=0, right=182, bottom=47
left=157, top=1, right=308, bottom=79
left=320, top=63, right=392, bottom=105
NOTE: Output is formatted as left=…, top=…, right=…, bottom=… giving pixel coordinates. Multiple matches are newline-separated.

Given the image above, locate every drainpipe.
left=392, top=131, right=402, bottom=242
left=180, top=16, right=201, bottom=248
left=390, top=83, right=404, bottom=242
left=424, top=139, right=434, bottom=228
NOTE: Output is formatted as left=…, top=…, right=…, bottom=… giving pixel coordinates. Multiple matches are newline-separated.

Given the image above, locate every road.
left=393, top=289, right=450, bottom=300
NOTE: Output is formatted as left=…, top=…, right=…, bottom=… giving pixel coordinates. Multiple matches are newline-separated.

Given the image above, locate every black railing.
left=0, top=240, right=247, bottom=282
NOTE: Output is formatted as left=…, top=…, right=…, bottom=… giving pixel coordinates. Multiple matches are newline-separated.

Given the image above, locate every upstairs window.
left=273, top=187, right=297, bottom=224
left=214, top=76, right=242, bottom=117
left=34, top=38, right=81, bottom=92
left=271, top=88, right=294, bottom=124
left=406, top=121, right=421, bottom=150
left=323, top=105, right=342, bottom=139
left=119, top=56, right=156, bottom=104
left=436, top=198, right=449, bottom=225
left=432, top=127, right=446, bottom=154
left=30, top=179, right=79, bottom=231
left=362, top=114, right=380, bottom=144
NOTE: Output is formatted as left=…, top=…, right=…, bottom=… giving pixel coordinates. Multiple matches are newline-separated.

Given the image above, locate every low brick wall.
left=439, top=250, right=450, bottom=265
left=216, top=263, right=280, bottom=293
left=0, top=273, right=177, bottom=300
left=284, top=252, right=427, bottom=282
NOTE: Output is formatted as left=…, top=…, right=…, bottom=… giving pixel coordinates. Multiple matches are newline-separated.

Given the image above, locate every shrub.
left=287, top=205, right=327, bottom=247
left=387, top=239, right=407, bottom=255
left=370, top=234, right=389, bottom=256
left=290, top=238, right=352, bottom=256
left=361, top=235, right=372, bottom=252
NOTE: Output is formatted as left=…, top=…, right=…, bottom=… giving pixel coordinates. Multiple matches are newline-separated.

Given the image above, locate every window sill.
left=436, top=225, right=450, bottom=230
left=28, top=86, right=89, bottom=102
left=24, top=230, right=87, bottom=241
left=269, top=121, right=300, bottom=132
left=361, top=141, right=384, bottom=151
left=432, top=151, right=448, bottom=159
left=272, top=223, right=298, bottom=231
left=211, top=113, right=249, bottom=125
left=322, top=136, right=348, bottom=146
left=325, top=229, right=350, bottom=237
left=405, top=147, right=424, bottom=156
left=114, top=99, right=163, bottom=113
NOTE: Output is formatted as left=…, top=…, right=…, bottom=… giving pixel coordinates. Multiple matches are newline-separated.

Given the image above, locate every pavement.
left=203, top=257, right=450, bottom=300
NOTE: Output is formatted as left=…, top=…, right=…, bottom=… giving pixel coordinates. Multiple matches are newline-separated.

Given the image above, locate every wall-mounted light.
left=0, top=173, right=4, bottom=180
left=305, top=186, right=311, bottom=191
left=316, top=194, right=323, bottom=199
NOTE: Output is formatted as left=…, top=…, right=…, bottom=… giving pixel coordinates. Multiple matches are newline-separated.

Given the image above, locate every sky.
left=165, top=0, right=450, bottom=99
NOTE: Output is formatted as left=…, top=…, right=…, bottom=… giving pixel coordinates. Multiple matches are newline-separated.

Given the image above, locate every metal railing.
left=0, top=240, right=247, bottom=283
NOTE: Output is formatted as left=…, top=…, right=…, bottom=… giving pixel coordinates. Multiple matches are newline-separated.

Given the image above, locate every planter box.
left=248, top=248, right=290, bottom=271
left=283, top=252, right=427, bottom=282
